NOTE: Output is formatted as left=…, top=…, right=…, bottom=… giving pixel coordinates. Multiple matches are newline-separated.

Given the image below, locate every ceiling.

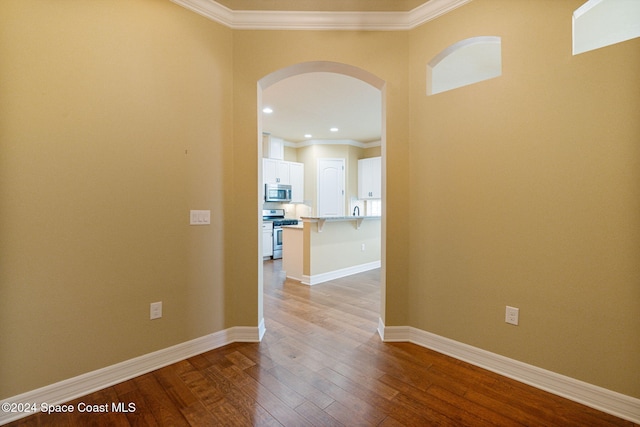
left=261, top=72, right=382, bottom=144
left=215, top=0, right=430, bottom=12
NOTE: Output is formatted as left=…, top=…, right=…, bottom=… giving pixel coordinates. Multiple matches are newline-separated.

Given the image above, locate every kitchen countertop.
left=300, top=215, right=381, bottom=232
left=301, top=216, right=381, bottom=220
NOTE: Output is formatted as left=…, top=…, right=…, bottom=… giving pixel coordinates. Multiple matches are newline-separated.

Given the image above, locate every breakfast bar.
left=282, top=216, right=381, bottom=285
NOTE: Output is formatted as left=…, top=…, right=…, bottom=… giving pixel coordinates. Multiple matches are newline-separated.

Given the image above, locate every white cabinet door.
left=276, top=161, right=290, bottom=184
left=263, top=134, right=284, bottom=160
left=358, top=157, right=381, bottom=199
left=263, top=158, right=291, bottom=184
left=263, top=158, right=278, bottom=184
left=289, top=162, right=304, bottom=203
left=262, top=223, right=273, bottom=257
left=370, top=156, right=381, bottom=199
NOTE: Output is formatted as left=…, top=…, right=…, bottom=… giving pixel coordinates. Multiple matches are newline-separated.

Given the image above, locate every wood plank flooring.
left=6, top=260, right=635, bottom=426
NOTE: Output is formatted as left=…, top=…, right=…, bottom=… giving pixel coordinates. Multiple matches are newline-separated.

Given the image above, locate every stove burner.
left=273, top=219, right=299, bottom=227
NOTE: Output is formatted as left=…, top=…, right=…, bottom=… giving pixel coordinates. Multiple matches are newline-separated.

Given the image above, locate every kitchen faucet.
left=352, top=206, right=360, bottom=216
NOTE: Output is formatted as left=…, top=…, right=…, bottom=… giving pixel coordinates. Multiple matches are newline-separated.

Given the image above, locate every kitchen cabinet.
left=263, top=158, right=290, bottom=185
left=262, top=222, right=273, bottom=258
left=358, top=156, right=381, bottom=199
left=289, top=162, right=304, bottom=203
left=262, top=134, right=284, bottom=160
left=263, top=159, right=304, bottom=203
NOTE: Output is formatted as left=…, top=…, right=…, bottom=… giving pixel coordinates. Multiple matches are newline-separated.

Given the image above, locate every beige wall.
left=283, top=145, right=298, bottom=161
left=0, top=0, right=233, bottom=397
left=408, top=0, right=640, bottom=397
left=363, top=145, right=382, bottom=158
left=232, top=29, right=410, bottom=334
left=308, top=220, right=381, bottom=275
left=2, top=0, right=638, bottom=403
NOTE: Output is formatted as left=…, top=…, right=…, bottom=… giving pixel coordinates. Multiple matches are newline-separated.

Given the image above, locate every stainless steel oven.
left=262, top=209, right=298, bottom=259
left=273, top=226, right=284, bottom=259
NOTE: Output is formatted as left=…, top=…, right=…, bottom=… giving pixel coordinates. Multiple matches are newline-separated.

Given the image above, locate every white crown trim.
left=407, top=0, right=472, bottom=28
left=170, top=0, right=473, bottom=31
left=285, top=139, right=382, bottom=149
left=378, top=320, right=640, bottom=424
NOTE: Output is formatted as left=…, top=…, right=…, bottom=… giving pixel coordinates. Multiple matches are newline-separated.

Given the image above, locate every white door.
left=317, top=158, right=345, bottom=217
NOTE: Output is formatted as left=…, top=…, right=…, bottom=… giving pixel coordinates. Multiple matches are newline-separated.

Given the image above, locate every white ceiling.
left=261, top=72, right=382, bottom=144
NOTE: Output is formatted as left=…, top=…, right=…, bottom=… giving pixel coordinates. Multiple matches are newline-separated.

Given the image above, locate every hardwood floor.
left=6, top=260, right=635, bottom=426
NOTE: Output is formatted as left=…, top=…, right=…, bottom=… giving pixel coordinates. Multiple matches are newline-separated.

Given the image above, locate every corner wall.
left=408, top=0, right=640, bottom=398
left=0, top=0, right=233, bottom=398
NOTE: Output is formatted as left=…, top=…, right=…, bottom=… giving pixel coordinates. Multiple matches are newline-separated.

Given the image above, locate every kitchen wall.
left=263, top=143, right=379, bottom=216
left=0, top=0, right=233, bottom=398
left=283, top=145, right=298, bottom=161
left=295, top=144, right=361, bottom=216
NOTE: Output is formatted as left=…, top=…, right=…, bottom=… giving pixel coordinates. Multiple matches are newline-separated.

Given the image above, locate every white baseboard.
left=257, top=318, right=266, bottom=341
left=378, top=319, right=640, bottom=424
left=301, top=260, right=381, bottom=285
left=0, top=326, right=262, bottom=426
left=285, top=273, right=304, bottom=282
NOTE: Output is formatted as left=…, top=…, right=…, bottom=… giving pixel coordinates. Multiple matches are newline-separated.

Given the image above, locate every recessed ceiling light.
left=304, top=134, right=312, bottom=138
left=330, top=127, right=339, bottom=132
left=262, top=107, right=273, bottom=114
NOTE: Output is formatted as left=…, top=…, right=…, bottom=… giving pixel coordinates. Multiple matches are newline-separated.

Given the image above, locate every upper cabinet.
left=262, top=134, right=304, bottom=203
left=263, top=134, right=284, bottom=160
left=264, top=158, right=290, bottom=184
left=263, top=158, right=304, bottom=203
left=358, top=156, right=381, bottom=200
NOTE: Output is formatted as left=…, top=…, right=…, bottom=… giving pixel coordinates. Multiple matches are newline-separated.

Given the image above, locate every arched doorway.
left=257, top=61, right=387, bottom=338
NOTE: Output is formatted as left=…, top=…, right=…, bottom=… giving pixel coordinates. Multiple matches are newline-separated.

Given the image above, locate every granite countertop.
left=301, top=216, right=381, bottom=221
left=282, top=223, right=303, bottom=229
left=300, top=215, right=381, bottom=231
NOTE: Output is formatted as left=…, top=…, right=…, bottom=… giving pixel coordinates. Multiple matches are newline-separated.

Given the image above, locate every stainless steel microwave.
left=265, top=183, right=292, bottom=202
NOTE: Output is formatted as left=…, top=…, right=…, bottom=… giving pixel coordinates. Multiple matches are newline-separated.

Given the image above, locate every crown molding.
left=170, top=0, right=472, bottom=31
left=407, top=0, right=472, bottom=29
left=284, top=139, right=382, bottom=149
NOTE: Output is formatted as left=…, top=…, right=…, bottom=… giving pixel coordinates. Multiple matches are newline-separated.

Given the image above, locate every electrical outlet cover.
left=505, top=306, right=519, bottom=325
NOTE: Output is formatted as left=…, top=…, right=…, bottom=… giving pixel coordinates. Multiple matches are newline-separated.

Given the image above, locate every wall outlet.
left=505, top=306, right=519, bottom=325
left=150, top=301, right=162, bottom=320
left=361, top=243, right=366, bottom=251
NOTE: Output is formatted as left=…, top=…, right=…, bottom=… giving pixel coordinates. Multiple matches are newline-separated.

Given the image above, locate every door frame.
left=317, top=158, right=345, bottom=217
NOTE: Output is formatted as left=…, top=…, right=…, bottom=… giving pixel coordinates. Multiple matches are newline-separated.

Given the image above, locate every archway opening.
left=257, top=61, right=387, bottom=339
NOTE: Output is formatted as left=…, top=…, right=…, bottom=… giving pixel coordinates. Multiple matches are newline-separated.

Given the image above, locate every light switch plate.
left=150, top=301, right=162, bottom=320
left=190, top=210, right=211, bottom=225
